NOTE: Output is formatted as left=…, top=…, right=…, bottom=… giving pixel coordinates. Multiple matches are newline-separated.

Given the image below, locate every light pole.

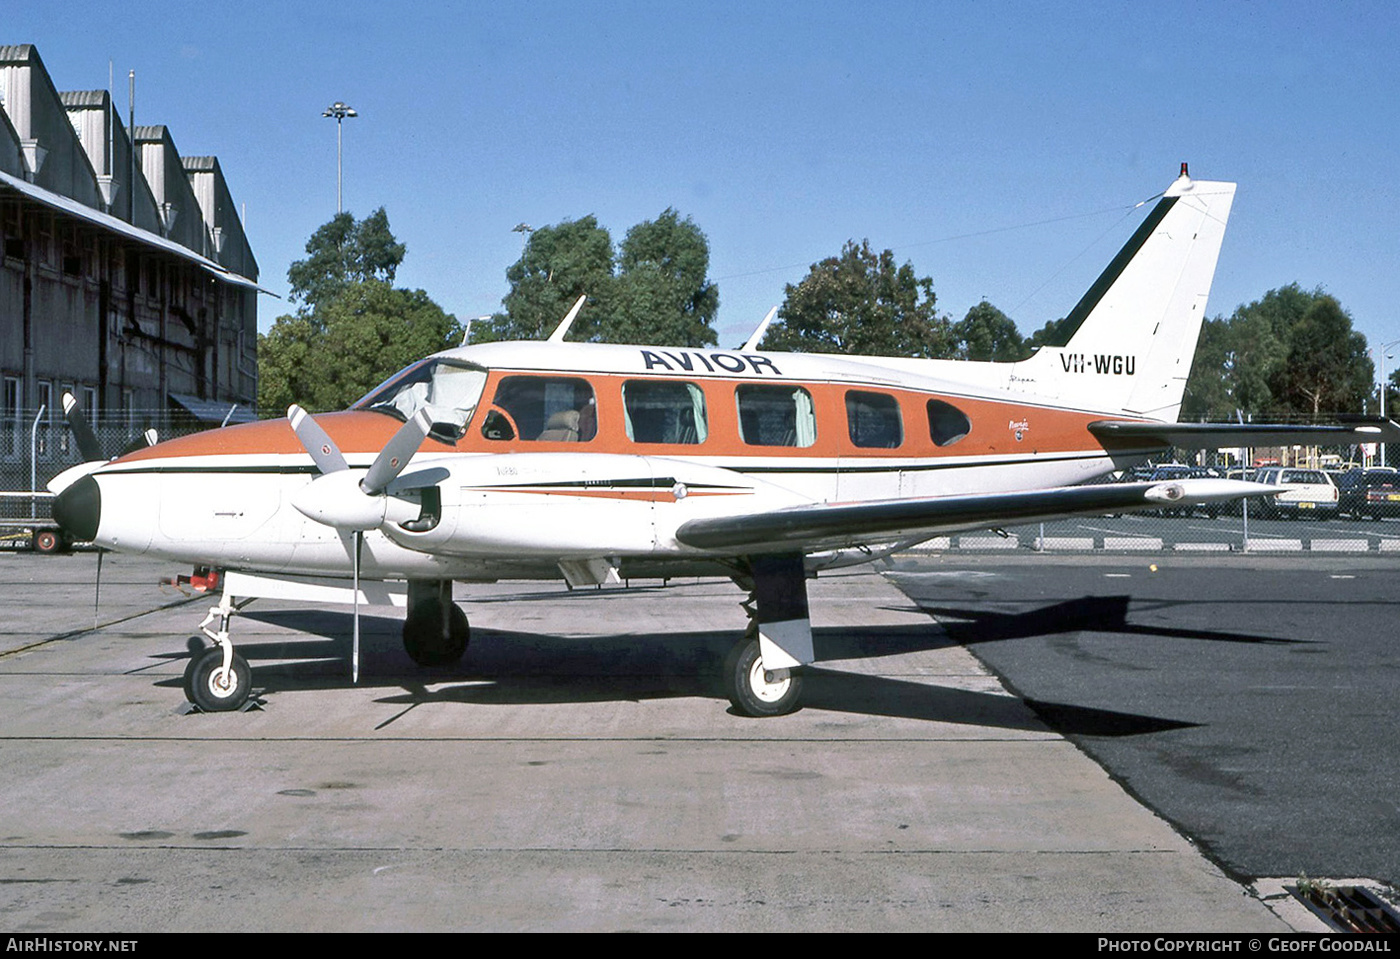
left=1379, top=339, right=1400, bottom=467
left=322, top=101, right=357, bottom=213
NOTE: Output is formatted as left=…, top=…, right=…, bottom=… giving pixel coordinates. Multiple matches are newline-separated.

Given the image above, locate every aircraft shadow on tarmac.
left=910, top=594, right=1311, bottom=648
left=144, top=606, right=1194, bottom=735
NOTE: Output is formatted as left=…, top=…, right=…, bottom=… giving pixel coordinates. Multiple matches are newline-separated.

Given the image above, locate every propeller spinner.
left=287, top=405, right=433, bottom=530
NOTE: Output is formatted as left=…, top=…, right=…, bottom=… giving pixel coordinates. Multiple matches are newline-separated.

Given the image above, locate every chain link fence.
left=0, top=408, right=258, bottom=526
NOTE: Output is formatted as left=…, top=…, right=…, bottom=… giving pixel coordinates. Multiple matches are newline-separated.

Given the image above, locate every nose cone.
left=54, top=473, right=101, bottom=542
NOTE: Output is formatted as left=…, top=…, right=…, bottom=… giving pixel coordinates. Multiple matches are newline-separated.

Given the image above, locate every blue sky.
left=12, top=1, right=1400, bottom=372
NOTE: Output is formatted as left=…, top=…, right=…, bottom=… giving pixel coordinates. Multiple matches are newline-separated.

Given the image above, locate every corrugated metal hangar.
left=0, top=42, right=260, bottom=469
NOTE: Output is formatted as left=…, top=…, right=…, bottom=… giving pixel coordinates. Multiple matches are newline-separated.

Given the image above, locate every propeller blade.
left=361, top=409, right=432, bottom=495
left=288, top=404, right=348, bottom=475
left=119, top=427, right=160, bottom=457
left=352, top=530, right=362, bottom=685
left=62, top=392, right=103, bottom=462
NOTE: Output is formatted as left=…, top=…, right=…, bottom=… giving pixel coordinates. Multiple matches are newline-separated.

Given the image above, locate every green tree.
left=608, top=209, right=718, bottom=347
left=257, top=313, right=322, bottom=415
left=482, top=209, right=721, bottom=347
left=953, top=300, right=1029, bottom=361
left=1181, top=284, right=1372, bottom=420
left=259, top=282, right=460, bottom=414
left=259, top=211, right=458, bottom=413
left=480, top=216, right=617, bottom=343
left=1271, top=295, right=1373, bottom=417
left=760, top=240, right=953, bottom=357
left=286, top=207, right=406, bottom=307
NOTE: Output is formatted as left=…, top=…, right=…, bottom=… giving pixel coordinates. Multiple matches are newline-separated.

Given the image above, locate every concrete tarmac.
left=0, top=550, right=1304, bottom=932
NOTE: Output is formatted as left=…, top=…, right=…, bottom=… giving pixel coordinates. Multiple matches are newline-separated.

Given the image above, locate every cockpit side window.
left=353, top=359, right=488, bottom=442
left=482, top=376, right=597, bottom=442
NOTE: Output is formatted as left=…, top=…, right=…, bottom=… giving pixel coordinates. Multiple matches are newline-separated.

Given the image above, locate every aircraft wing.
left=675, top=479, right=1266, bottom=552
left=1088, top=419, right=1400, bottom=449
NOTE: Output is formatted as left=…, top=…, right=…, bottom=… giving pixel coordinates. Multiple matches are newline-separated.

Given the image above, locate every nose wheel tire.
left=184, top=648, right=252, bottom=712
left=724, top=634, right=803, bottom=717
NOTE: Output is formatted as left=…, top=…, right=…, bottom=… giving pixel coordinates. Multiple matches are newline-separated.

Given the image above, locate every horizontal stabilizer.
left=1089, top=419, right=1400, bottom=450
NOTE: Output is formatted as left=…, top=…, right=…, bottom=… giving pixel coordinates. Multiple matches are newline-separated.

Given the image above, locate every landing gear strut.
left=403, top=580, right=469, bottom=667
left=724, top=554, right=812, bottom=717
left=184, top=590, right=256, bottom=712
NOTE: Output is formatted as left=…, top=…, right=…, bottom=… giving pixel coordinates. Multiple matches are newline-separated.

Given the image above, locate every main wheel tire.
left=32, top=529, right=62, bottom=554
left=723, top=634, right=803, bottom=717
left=403, top=602, right=469, bottom=667
left=184, top=648, right=252, bottom=712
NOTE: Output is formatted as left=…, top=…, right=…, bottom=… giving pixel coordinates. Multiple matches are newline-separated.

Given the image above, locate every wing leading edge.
left=675, top=479, right=1268, bottom=553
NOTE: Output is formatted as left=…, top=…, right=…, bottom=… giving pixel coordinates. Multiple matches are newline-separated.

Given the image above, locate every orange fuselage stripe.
left=113, top=373, right=1145, bottom=465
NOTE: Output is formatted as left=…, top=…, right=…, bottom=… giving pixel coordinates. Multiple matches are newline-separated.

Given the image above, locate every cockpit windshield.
left=351, top=358, right=489, bottom=441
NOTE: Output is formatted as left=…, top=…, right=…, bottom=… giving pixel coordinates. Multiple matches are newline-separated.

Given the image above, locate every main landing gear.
left=723, top=554, right=813, bottom=718
left=402, top=580, right=469, bottom=667
left=723, top=623, right=804, bottom=717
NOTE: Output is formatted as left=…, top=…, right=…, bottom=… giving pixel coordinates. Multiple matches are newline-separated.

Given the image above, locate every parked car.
left=1250, top=467, right=1339, bottom=519
left=1336, top=467, right=1400, bottom=520
left=1220, top=468, right=1258, bottom=516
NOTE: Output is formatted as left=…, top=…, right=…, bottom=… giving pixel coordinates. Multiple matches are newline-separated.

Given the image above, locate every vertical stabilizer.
left=1012, top=172, right=1235, bottom=420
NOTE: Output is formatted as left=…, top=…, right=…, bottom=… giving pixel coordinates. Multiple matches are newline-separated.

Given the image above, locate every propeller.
left=49, top=395, right=158, bottom=495
left=62, top=392, right=103, bottom=463
left=286, top=404, right=435, bottom=684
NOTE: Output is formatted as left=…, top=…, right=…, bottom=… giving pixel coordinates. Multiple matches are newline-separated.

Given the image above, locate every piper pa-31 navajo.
left=49, top=167, right=1399, bottom=716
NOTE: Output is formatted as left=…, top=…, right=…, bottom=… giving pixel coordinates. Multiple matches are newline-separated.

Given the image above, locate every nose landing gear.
left=183, top=591, right=259, bottom=712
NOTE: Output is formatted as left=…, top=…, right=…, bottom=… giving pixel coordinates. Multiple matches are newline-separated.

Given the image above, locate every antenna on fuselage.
left=547, top=295, right=587, bottom=343
left=462, top=315, right=490, bottom=346
left=740, top=306, right=779, bottom=352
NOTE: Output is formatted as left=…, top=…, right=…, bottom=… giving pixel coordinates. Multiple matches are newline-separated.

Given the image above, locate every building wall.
left=0, top=42, right=259, bottom=478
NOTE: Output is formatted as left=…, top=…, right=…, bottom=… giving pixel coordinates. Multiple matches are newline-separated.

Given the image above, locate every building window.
left=1, top=205, right=22, bottom=260
left=481, top=376, right=597, bottom=442
left=845, top=390, right=903, bottom=449
left=736, top=384, right=816, bottom=448
left=623, top=380, right=708, bottom=445
left=2, top=376, right=20, bottom=458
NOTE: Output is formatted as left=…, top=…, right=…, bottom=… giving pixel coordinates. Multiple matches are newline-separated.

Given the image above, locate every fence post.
left=29, top=405, right=46, bottom=516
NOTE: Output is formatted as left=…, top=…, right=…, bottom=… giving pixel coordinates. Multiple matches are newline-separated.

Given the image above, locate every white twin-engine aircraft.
left=49, top=168, right=1399, bottom=716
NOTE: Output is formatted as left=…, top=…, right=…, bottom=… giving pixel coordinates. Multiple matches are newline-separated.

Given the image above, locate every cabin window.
left=623, top=380, right=708, bottom=445
left=482, top=376, right=597, bottom=443
left=926, top=398, right=971, bottom=447
left=736, top=384, right=816, bottom=448
left=845, top=391, right=903, bottom=449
